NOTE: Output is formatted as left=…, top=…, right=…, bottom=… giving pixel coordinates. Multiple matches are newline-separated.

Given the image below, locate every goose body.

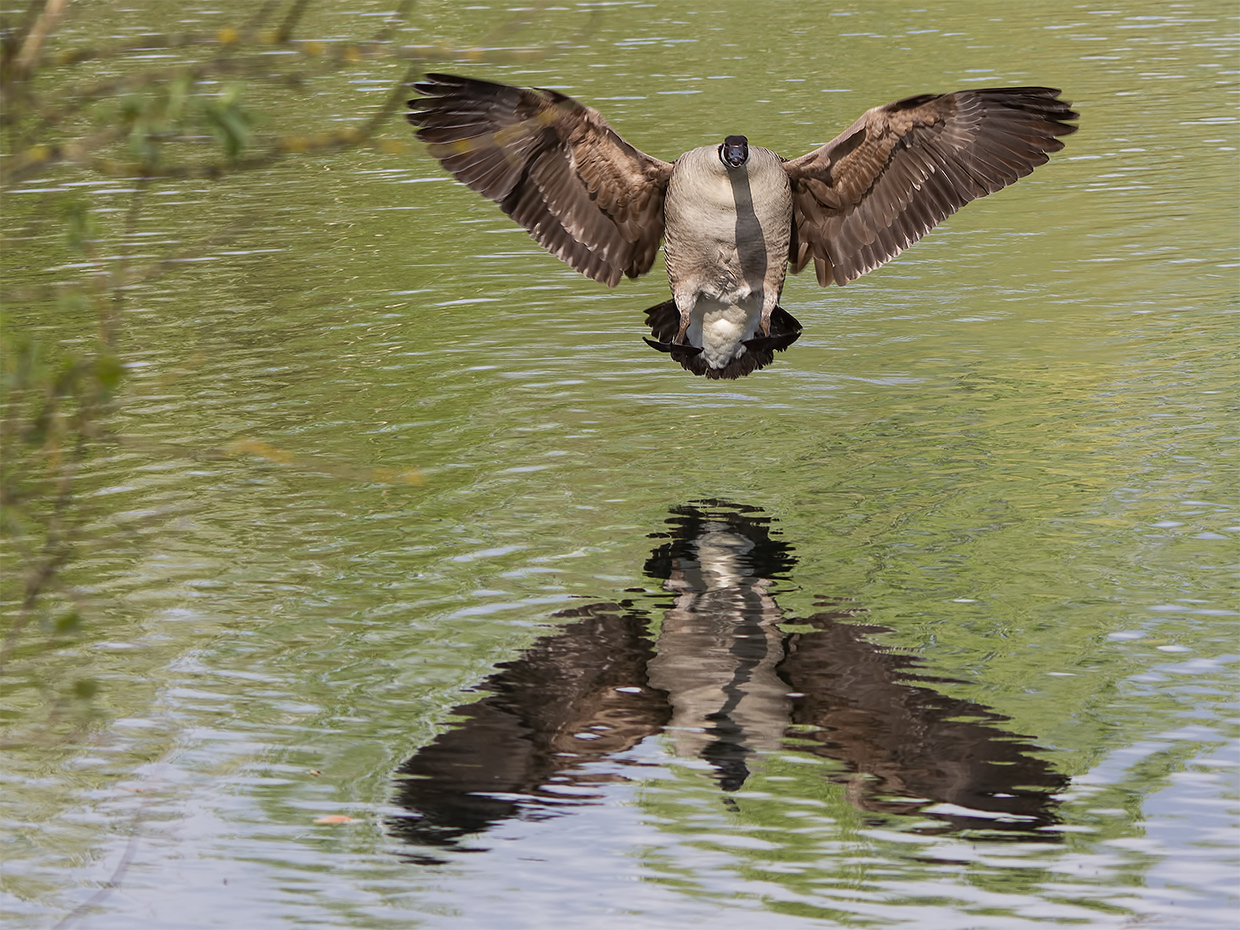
left=660, top=142, right=792, bottom=376
left=408, top=74, right=1078, bottom=378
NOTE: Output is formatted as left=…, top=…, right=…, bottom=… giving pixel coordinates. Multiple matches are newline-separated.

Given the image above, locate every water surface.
left=1, top=1, right=1236, bottom=928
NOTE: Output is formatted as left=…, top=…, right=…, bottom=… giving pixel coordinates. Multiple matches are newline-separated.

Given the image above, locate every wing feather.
left=785, top=87, right=1078, bottom=286
left=408, top=73, right=673, bottom=287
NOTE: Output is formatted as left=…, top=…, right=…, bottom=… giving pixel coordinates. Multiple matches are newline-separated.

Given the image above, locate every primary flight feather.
left=408, top=74, right=1078, bottom=379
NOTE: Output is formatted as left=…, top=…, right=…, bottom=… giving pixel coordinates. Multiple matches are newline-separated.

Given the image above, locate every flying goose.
left=408, top=74, right=1078, bottom=378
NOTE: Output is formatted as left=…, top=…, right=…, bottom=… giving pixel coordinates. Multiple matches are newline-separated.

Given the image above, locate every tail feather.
left=641, top=300, right=802, bottom=378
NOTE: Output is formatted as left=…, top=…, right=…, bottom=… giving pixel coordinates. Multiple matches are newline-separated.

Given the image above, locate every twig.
left=12, top=0, right=66, bottom=76
left=276, top=0, right=313, bottom=43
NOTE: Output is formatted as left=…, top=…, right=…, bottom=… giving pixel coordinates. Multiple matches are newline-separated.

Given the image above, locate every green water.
left=2, top=1, right=1236, bottom=928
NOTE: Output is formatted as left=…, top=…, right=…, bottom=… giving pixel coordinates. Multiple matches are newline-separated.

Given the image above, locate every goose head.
left=719, top=135, right=749, bottom=169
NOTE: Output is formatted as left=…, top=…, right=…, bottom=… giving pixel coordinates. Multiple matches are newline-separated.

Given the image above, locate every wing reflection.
left=388, top=603, right=666, bottom=851
left=779, top=609, right=1066, bottom=832
left=389, top=501, right=1065, bottom=854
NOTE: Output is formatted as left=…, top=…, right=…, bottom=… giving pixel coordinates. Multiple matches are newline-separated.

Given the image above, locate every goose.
left=408, top=74, right=1078, bottom=379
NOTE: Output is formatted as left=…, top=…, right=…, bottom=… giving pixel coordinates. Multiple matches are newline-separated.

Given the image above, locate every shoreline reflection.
left=389, top=502, right=1066, bottom=857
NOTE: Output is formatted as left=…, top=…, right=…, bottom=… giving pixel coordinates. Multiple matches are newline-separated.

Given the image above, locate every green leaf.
left=203, top=85, right=253, bottom=162
left=63, top=200, right=97, bottom=254
left=55, top=610, right=83, bottom=633
left=93, top=354, right=125, bottom=396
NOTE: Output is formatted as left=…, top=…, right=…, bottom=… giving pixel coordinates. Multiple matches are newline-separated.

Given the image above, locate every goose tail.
left=642, top=300, right=802, bottom=378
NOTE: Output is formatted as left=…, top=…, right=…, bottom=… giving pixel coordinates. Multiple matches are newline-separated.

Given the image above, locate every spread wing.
left=408, top=74, right=674, bottom=287
left=783, top=87, right=1079, bottom=286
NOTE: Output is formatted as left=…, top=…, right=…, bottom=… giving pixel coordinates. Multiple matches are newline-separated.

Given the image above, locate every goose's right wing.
left=409, top=74, right=674, bottom=287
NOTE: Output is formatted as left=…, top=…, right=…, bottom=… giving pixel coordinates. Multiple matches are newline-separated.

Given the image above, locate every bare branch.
left=11, top=0, right=66, bottom=76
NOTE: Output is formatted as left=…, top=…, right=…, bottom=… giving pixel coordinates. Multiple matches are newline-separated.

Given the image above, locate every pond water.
left=2, top=1, right=1237, bottom=928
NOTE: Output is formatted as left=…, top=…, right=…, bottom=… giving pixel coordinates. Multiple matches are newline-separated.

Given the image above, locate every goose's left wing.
left=783, top=87, right=1078, bottom=287
left=409, top=74, right=674, bottom=287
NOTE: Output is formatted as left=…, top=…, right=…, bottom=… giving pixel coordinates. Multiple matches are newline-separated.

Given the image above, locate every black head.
left=719, top=135, right=749, bottom=169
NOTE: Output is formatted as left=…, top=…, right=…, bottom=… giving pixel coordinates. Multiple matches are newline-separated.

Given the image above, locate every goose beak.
left=719, top=134, right=749, bottom=169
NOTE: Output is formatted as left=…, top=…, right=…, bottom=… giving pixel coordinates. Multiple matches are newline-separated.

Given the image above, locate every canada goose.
left=408, top=74, right=1078, bottom=378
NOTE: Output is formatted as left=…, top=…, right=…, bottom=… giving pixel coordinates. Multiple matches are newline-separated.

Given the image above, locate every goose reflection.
left=389, top=502, right=1065, bottom=854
